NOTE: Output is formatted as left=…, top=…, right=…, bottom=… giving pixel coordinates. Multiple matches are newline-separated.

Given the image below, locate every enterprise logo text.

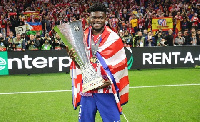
left=8, top=55, right=71, bottom=71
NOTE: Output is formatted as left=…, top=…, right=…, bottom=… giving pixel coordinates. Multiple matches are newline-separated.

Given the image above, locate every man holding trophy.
left=55, top=3, right=129, bottom=122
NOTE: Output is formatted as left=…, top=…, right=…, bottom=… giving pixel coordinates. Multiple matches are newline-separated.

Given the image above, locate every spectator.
left=0, top=0, right=199, bottom=50
left=109, top=14, right=118, bottom=33
left=154, top=30, right=165, bottom=46
left=130, top=15, right=138, bottom=33
left=122, top=30, right=133, bottom=47
left=49, top=29, right=56, bottom=38
left=45, top=16, right=52, bottom=33
left=13, top=33, right=26, bottom=51
left=145, top=31, right=156, bottom=47
left=183, top=30, right=190, bottom=45
left=41, top=39, right=52, bottom=50
left=118, top=30, right=124, bottom=39
left=0, top=15, right=6, bottom=39
left=136, top=10, right=143, bottom=18
left=191, top=13, right=199, bottom=30
left=70, top=15, right=77, bottom=22
left=121, top=23, right=127, bottom=32
left=81, top=14, right=87, bottom=30
left=134, top=31, right=144, bottom=47
left=41, top=15, right=46, bottom=35
left=42, top=33, right=52, bottom=46
left=127, top=23, right=134, bottom=36
left=52, top=33, right=65, bottom=50
left=181, top=17, right=190, bottom=32
left=27, top=34, right=40, bottom=50
left=142, top=29, right=148, bottom=37
left=35, top=34, right=42, bottom=50
left=174, top=31, right=185, bottom=46
left=174, top=12, right=183, bottom=30
left=0, top=33, right=8, bottom=51
left=122, top=7, right=130, bottom=22
left=56, top=16, right=64, bottom=25
left=6, top=31, right=15, bottom=51
left=138, top=15, right=145, bottom=32
left=188, top=27, right=196, bottom=37
left=197, top=30, right=200, bottom=41
left=73, top=9, right=80, bottom=20
left=190, top=31, right=200, bottom=45
left=164, top=29, right=174, bottom=46
left=9, top=15, right=19, bottom=37
left=21, top=33, right=28, bottom=49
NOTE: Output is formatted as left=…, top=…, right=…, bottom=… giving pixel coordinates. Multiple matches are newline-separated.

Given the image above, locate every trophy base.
left=82, top=77, right=105, bottom=93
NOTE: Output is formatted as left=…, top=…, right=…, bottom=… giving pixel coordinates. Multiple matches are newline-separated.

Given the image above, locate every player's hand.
left=66, top=45, right=80, bottom=68
left=66, top=45, right=75, bottom=59
left=96, top=80, right=112, bottom=89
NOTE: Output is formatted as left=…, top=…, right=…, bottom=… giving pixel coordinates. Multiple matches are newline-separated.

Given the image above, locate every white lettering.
left=32, top=57, right=47, bottom=68
left=162, top=52, right=171, bottom=64
left=22, top=55, right=32, bottom=69
left=153, top=53, right=161, bottom=64
left=144, top=52, right=181, bottom=65
left=8, top=58, right=22, bottom=69
left=7, top=54, right=71, bottom=71
left=184, top=52, right=194, bottom=64
left=143, top=53, right=152, bottom=65
left=48, top=57, right=57, bottom=67
left=59, top=57, right=71, bottom=71
left=172, top=52, right=180, bottom=64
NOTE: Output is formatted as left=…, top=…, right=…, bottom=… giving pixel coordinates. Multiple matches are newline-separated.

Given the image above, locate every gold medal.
left=90, top=56, right=97, bottom=63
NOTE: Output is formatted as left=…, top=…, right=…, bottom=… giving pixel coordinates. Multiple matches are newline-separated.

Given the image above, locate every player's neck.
left=92, top=27, right=105, bottom=35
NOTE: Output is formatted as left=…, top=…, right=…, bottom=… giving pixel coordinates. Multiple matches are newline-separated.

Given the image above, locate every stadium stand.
left=0, top=0, right=200, bottom=51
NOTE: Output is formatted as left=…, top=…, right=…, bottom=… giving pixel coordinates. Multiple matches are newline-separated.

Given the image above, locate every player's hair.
left=88, top=2, right=107, bottom=14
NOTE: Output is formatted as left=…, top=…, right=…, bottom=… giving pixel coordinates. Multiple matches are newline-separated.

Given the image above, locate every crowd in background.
left=0, top=0, right=200, bottom=51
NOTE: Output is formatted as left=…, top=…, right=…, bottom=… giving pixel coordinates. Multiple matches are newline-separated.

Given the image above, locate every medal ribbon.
left=87, top=27, right=102, bottom=63
left=91, top=35, right=102, bottom=58
left=87, top=28, right=91, bottom=48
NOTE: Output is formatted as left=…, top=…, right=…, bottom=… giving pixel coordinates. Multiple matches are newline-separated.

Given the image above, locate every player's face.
left=90, top=11, right=106, bottom=32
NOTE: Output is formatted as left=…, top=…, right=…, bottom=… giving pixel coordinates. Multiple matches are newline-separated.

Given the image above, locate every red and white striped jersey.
left=175, top=15, right=183, bottom=20
left=138, top=18, right=145, bottom=29
left=127, top=27, right=134, bottom=34
left=191, top=16, right=199, bottom=26
left=70, top=26, right=129, bottom=112
left=119, top=10, right=123, bottom=18
left=110, top=18, right=118, bottom=28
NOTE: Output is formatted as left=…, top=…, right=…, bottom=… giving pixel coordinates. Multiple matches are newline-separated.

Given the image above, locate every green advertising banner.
left=0, top=51, right=9, bottom=75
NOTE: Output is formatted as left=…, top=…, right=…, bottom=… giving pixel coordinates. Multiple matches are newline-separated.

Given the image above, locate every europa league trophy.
left=54, top=21, right=104, bottom=93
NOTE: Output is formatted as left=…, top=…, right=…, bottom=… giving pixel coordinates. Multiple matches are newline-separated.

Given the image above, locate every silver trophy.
left=54, top=21, right=104, bottom=93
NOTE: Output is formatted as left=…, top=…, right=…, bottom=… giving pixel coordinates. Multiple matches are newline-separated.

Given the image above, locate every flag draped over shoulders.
left=71, top=26, right=129, bottom=112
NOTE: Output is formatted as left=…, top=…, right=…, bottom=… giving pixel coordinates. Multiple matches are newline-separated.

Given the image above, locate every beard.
left=91, top=23, right=105, bottom=33
left=92, top=26, right=104, bottom=32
